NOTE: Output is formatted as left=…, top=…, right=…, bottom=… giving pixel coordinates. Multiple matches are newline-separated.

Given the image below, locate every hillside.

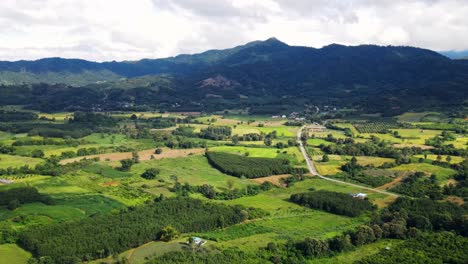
left=0, top=38, right=467, bottom=113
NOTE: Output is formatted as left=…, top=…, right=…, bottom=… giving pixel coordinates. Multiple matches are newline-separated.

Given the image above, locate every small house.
left=0, top=179, right=14, bottom=184
left=351, top=193, right=367, bottom=199
left=189, top=237, right=206, bottom=246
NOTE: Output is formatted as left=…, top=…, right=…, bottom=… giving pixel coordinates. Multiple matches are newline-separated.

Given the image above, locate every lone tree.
left=7, top=199, right=20, bottom=210
left=120, top=159, right=134, bottom=171
left=31, top=149, right=44, bottom=158
left=141, top=168, right=160, bottom=180
left=322, top=154, right=330, bottom=162
left=227, top=179, right=234, bottom=190
left=132, top=151, right=140, bottom=163
left=232, top=135, right=239, bottom=145
left=158, top=225, right=179, bottom=241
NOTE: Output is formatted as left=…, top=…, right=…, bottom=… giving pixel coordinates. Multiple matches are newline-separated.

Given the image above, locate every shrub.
left=141, top=168, right=160, bottom=180
left=7, top=199, right=20, bottom=210
left=119, top=159, right=134, bottom=171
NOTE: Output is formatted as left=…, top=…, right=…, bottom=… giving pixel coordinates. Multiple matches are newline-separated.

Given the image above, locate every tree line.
left=290, top=190, right=376, bottom=217
left=0, top=187, right=53, bottom=209
left=206, top=151, right=306, bottom=178
left=171, top=181, right=275, bottom=200
left=0, top=110, right=38, bottom=122
left=0, top=158, right=97, bottom=176
left=199, top=126, right=232, bottom=140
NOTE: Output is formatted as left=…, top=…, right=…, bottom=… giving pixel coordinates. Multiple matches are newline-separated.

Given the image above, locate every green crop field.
left=311, top=130, right=348, bottom=139
left=444, top=136, right=468, bottom=148
left=414, top=154, right=464, bottom=164
left=130, top=155, right=253, bottom=190
left=209, top=145, right=305, bottom=165
left=0, top=154, right=43, bottom=169
left=390, top=163, right=457, bottom=182
left=397, top=112, right=438, bottom=122
left=307, top=138, right=334, bottom=146
left=312, top=156, right=394, bottom=175
left=0, top=244, right=32, bottom=264
left=37, top=112, right=73, bottom=121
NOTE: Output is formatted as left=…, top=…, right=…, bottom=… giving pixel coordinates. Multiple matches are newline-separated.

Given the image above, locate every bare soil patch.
left=374, top=195, right=398, bottom=208
left=250, top=174, right=291, bottom=186
left=251, top=174, right=313, bottom=186
left=393, top=144, right=434, bottom=150
left=101, top=181, right=120, bottom=187
left=444, top=195, right=464, bottom=205
left=376, top=176, right=405, bottom=190
left=60, top=148, right=205, bottom=164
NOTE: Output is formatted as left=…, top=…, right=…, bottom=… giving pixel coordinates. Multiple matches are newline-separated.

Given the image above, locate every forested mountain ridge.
left=1, top=38, right=467, bottom=113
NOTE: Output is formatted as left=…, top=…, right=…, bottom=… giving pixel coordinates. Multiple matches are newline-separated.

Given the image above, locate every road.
left=297, top=125, right=399, bottom=197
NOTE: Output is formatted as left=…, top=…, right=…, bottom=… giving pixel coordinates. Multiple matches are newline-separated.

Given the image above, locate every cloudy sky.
left=0, top=0, right=467, bottom=61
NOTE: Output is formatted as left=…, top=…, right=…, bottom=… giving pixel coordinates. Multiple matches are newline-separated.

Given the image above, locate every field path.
left=376, top=176, right=405, bottom=190
left=60, top=148, right=205, bottom=164
left=298, top=125, right=399, bottom=197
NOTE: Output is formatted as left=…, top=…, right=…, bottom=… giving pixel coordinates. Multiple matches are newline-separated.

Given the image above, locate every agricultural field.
left=308, top=239, right=404, bottom=264
left=414, top=154, right=464, bottom=164
left=396, top=112, right=440, bottom=122
left=37, top=112, right=73, bottom=121
left=312, top=155, right=395, bottom=176
left=352, top=122, right=400, bottom=133
left=0, top=154, right=43, bottom=169
left=209, top=145, right=305, bottom=165
left=0, top=110, right=466, bottom=263
left=0, top=244, right=32, bottom=264
left=389, top=163, right=457, bottom=183
left=445, top=136, right=468, bottom=148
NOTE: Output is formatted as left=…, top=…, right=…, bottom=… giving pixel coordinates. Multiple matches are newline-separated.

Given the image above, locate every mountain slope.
left=0, top=38, right=467, bottom=113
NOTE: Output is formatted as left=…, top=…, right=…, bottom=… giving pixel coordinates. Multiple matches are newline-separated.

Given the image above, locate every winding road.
left=297, top=125, right=399, bottom=197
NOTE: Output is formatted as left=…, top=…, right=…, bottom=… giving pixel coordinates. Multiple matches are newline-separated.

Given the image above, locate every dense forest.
left=290, top=190, right=376, bottom=217
left=1, top=39, right=468, bottom=113
left=19, top=198, right=260, bottom=262
left=206, top=151, right=305, bottom=178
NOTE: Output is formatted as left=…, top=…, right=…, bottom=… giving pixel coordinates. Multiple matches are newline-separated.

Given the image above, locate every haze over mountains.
left=1, top=38, right=467, bottom=113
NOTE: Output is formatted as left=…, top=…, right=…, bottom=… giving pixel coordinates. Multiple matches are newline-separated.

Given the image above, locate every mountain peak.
left=262, top=37, right=288, bottom=46
left=243, top=37, right=288, bottom=48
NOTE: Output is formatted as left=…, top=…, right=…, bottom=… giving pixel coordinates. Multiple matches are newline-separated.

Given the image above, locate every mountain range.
left=1, top=38, right=467, bottom=114
left=440, top=50, right=468, bottom=60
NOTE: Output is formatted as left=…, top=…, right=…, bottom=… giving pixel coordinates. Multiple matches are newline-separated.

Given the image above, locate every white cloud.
left=0, top=0, right=466, bottom=61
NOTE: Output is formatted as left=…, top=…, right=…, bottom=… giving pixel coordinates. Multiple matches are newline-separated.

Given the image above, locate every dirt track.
left=251, top=174, right=291, bottom=186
